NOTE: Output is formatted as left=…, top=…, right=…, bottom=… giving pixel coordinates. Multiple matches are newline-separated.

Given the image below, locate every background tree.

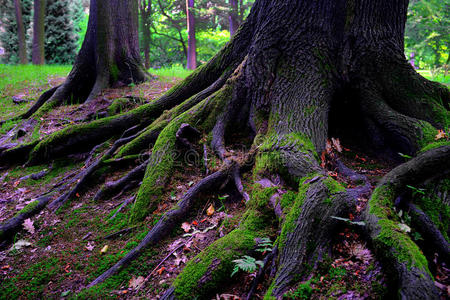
left=44, top=0, right=80, bottom=64
left=405, top=0, right=449, bottom=72
left=13, top=0, right=148, bottom=119
left=31, top=0, right=46, bottom=65
left=13, top=0, right=27, bottom=64
left=228, top=0, right=238, bottom=36
left=140, top=0, right=152, bottom=69
left=185, top=0, right=196, bottom=69
left=0, top=0, right=32, bottom=64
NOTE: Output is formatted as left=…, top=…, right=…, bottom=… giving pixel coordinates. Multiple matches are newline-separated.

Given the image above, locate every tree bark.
left=32, top=0, right=46, bottom=65
left=3, top=1, right=448, bottom=298
left=185, top=0, right=196, bottom=70
left=140, top=0, right=152, bottom=69
left=229, top=0, right=239, bottom=36
left=14, top=0, right=27, bottom=64
left=27, top=0, right=148, bottom=115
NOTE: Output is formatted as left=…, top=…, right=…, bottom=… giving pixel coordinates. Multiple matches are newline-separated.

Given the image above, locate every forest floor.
left=0, top=67, right=448, bottom=299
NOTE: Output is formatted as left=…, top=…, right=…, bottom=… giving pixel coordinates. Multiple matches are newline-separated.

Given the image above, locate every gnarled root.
left=365, top=145, right=450, bottom=299
left=87, top=166, right=234, bottom=288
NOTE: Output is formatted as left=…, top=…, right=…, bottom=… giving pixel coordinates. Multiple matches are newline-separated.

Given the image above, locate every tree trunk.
left=229, top=0, right=239, bottom=36
left=26, top=0, right=148, bottom=115
left=14, top=0, right=27, bottom=64
left=185, top=0, right=196, bottom=70
left=140, top=0, right=152, bottom=69
left=3, top=0, right=448, bottom=298
left=32, top=0, right=46, bottom=65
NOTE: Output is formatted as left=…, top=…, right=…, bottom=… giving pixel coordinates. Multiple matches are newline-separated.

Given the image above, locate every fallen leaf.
left=100, top=245, right=109, bottom=254
left=156, top=267, right=165, bottom=275
left=332, top=137, right=343, bottom=153
left=75, top=193, right=80, bottom=198
left=181, top=222, right=191, bottom=233
left=85, top=242, right=94, bottom=251
left=23, top=218, right=35, bottom=235
left=192, top=220, right=198, bottom=226
left=1, top=265, right=10, bottom=270
left=9, top=240, right=32, bottom=252
left=435, top=129, right=447, bottom=140
left=207, top=204, right=215, bottom=216
left=398, top=223, right=411, bottom=233
left=129, top=276, right=145, bottom=289
left=13, top=180, right=20, bottom=187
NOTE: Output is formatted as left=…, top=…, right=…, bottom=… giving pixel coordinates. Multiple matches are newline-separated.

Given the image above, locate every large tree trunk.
left=185, top=0, right=196, bottom=70
left=2, top=0, right=448, bottom=299
left=32, top=0, right=46, bottom=65
left=14, top=0, right=27, bottom=64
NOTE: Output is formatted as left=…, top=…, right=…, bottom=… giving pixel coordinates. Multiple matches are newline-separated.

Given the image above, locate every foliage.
left=405, top=0, right=449, bottom=71
left=44, top=0, right=82, bottom=64
left=231, top=255, right=264, bottom=276
left=0, top=0, right=84, bottom=64
left=0, top=0, right=33, bottom=64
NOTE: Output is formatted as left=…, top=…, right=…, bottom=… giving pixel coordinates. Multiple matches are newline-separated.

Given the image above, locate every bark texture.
left=14, top=0, right=27, bottom=64
left=185, top=0, right=196, bottom=70
left=1, top=0, right=448, bottom=299
left=32, top=0, right=46, bottom=65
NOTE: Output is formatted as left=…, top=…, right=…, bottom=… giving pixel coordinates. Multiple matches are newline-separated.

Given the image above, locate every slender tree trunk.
left=32, top=0, right=46, bottom=65
left=185, top=0, right=196, bottom=70
left=229, top=0, right=239, bottom=36
left=140, top=0, right=152, bottom=69
left=14, top=0, right=27, bottom=64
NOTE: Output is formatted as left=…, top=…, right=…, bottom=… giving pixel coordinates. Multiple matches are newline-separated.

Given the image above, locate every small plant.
left=231, top=255, right=264, bottom=277
left=231, top=238, right=273, bottom=276
left=285, top=280, right=314, bottom=299
left=255, top=237, right=273, bottom=253
left=406, top=185, right=425, bottom=196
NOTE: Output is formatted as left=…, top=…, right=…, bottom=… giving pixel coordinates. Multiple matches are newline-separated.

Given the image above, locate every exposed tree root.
left=0, top=195, right=52, bottom=243
left=365, top=145, right=450, bottom=299
left=87, top=166, right=233, bottom=288
left=93, top=160, right=148, bottom=202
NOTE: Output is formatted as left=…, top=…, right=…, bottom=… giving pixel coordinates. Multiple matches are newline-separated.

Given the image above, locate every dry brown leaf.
left=332, top=137, right=343, bottom=153
left=181, top=222, right=191, bottom=233
left=156, top=267, right=165, bottom=275
left=207, top=204, right=215, bottom=216
left=129, top=276, right=145, bottom=289
left=435, top=129, right=447, bottom=140
left=23, top=218, right=35, bottom=235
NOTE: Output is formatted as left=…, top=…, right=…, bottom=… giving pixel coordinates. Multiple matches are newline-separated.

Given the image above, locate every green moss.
left=130, top=85, right=232, bottom=223
left=276, top=174, right=317, bottom=251
left=369, top=185, right=430, bottom=274
left=420, top=140, right=450, bottom=153
left=172, top=229, right=258, bottom=299
left=418, top=121, right=439, bottom=149
left=280, top=191, right=297, bottom=213
left=414, top=180, right=450, bottom=242
left=14, top=200, right=39, bottom=217
left=375, top=219, right=429, bottom=273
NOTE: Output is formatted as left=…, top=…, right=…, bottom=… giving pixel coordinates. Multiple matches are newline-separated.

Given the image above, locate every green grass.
left=149, top=64, right=193, bottom=79
left=0, top=64, right=71, bottom=91
left=417, top=69, right=450, bottom=85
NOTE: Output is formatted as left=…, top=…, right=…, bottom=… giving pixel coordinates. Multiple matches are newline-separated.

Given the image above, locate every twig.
left=104, top=226, right=138, bottom=240
left=139, top=237, right=193, bottom=290
left=109, top=196, right=135, bottom=221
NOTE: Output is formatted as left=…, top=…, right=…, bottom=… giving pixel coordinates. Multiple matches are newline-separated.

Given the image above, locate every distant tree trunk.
left=32, top=0, right=46, bottom=65
left=185, top=0, right=196, bottom=70
left=229, top=0, right=239, bottom=36
left=14, top=0, right=27, bottom=64
left=140, top=0, right=152, bottom=69
left=15, top=0, right=149, bottom=119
